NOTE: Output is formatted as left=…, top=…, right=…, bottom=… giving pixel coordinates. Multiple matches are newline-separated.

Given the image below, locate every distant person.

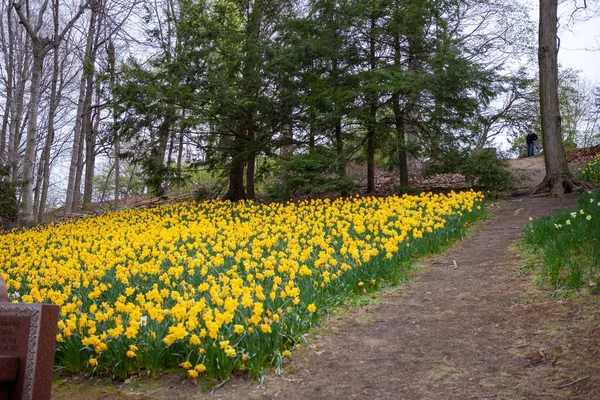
left=526, top=132, right=538, bottom=157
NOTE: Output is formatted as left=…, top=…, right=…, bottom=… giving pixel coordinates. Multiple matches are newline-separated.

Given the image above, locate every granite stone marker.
left=0, top=274, right=59, bottom=400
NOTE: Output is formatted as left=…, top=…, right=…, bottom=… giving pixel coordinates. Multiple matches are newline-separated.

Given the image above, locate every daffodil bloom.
left=195, top=364, right=206, bottom=373
left=0, top=190, right=484, bottom=379
left=180, top=361, right=192, bottom=369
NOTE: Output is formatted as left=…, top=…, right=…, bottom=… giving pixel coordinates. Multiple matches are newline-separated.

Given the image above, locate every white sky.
left=537, top=2, right=600, bottom=82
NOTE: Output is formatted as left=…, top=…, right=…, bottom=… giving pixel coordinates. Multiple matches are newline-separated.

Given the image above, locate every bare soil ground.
left=52, top=156, right=600, bottom=400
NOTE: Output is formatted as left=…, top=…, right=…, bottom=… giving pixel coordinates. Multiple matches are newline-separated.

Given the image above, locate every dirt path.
left=53, top=192, right=600, bottom=400
left=206, top=194, right=597, bottom=400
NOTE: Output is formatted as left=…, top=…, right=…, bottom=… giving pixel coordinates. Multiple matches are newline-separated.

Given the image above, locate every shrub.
left=0, top=166, right=18, bottom=228
left=424, top=148, right=513, bottom=194
left=265, top=149, right=357, bottom=202
left=460, top=148, right=514, bottom=193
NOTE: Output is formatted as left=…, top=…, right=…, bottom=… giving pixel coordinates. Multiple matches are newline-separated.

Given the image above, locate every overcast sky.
left=538, top=2, right=600, bottom=82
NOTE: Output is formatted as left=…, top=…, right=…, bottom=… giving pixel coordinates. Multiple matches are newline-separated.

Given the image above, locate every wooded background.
left=0, top=0, right=599, bottom=224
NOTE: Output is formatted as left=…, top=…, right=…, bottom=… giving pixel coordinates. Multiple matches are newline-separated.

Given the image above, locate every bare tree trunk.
left=246, top=113, right=255, bottom=200
left=176, top=115, right=184, bottom=176
left=366, top=13, right=377, bottom=194
left=166, top=132, right=175, bottom=169
left=113, top=131, right=120, bottom=208
left=0, top=5, right=15, bottom=163
left=10, top=36, right=30, bottom=183
left=107, top=41, right=119, bottom=209
left=72, top=118, right=86, bottom=210
left=393, top=34, right=409, bottom=187
left=14, top=0, right=90, bottom=220
left=38, top=3, right=63, bottom=222
left=100, top=163, right=114, bottom=202
left=21, top=41, right=48, bottom=222
left=65, top=0, right=97, bottom=214
left=309, top=121, right=315, bottom=152
left=225, top=121, right=247, bottom=201
left=536, top=0, right=580, bottom=195
left=82, top=3, right=103, bottom=208
left=64, top=81, right=86, bottom=214
left=33, top=137, right=45, bottom=216
left=332, top=55, right=346, bottom=195
left=281, top=119, right=293, bottom=157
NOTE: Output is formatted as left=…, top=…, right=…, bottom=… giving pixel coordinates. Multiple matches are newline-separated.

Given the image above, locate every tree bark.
left=14, top=0, right=90, bottom=218
left=176, top=118, right=184, bottom=177
left=108, top=41, right=119, bottom=209
left=225, top=121, right=247, bottom=201
left=9, top=35, right=29, bottom=183
left=366, top=13, right=377, bottom=194
left=393, top=34, right=409, bottom=187
left=246, top=113, right=256, bottom=200
left=82, top=3, right=103, bottom=208
left=38, top=3, right=63, bottom=222
left=0, top=5, right=15, bottom=163
left=20, top=41, right=48, bottom=222
left=65, top=1, right=97, bottom=214
left=536, top=0, right=580, bottom=195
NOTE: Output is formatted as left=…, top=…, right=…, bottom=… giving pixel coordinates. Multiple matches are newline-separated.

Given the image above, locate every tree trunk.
left=9, top=36, right=29, bottom=183
left=536, top=0, right=579, bottom=195
left=65, top=2, right=97, bottom=214
left=108, top=41, right=119, bottom=209
left=82, top=6, right=103, bottom=209
left=0, top=5, right=14, bottom=162
left=393, top=34, right=409, bottom=187
left=148, top=114, right=173, bottom=196
left=38, top=5, right=63, bottom=222
left=21, top=41, right=48, bottom=223
left=309, top=121, right=315, bottom=152
left=393, top=92, right=409, bottom=188
left=332, top=55, right=346, bottom=193
left=32, top=143, right=44, bottom=217
left=176, top=123, right=184, bottom=176
left=366, top=14, right=377, bottom=195
left=225, top=120, right=247, bottom=201
left=246, top=113, right=256, bottom=200
left=72, top=124, right=86, bottom=210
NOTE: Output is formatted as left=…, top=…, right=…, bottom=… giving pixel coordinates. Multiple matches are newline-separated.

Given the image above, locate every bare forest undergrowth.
left=52, top=153, right=600, bottom=400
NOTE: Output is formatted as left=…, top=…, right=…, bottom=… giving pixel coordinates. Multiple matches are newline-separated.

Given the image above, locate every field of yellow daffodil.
left=0, top=191, right=484, bottom=380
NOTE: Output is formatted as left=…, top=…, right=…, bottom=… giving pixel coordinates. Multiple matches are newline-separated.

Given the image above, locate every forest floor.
left=52, top=154, right=600, bottom=400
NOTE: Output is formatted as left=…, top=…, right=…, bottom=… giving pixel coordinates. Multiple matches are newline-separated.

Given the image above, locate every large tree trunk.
left=536, top=0, right=580, bottom=195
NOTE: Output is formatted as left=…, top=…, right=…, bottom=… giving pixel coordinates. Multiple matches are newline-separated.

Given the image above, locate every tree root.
left=529, top=173, right=595, bottom=196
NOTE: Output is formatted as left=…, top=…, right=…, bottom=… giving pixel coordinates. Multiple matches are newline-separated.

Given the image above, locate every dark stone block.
left=0, top=274, right=59, bottom=400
